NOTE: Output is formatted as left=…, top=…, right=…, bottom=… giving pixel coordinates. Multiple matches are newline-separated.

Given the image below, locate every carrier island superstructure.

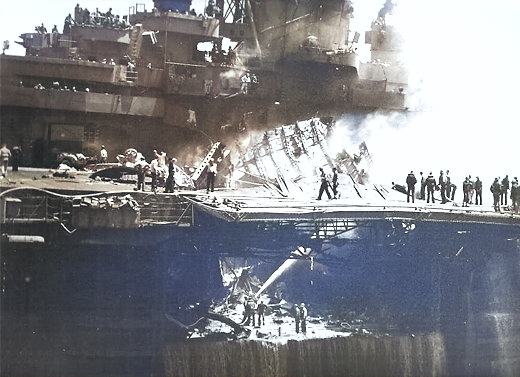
left=0, top=0, right=406, bottom=167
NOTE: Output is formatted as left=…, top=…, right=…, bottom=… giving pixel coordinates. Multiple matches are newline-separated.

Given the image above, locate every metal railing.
left=0, top=188, right=194, bottom=228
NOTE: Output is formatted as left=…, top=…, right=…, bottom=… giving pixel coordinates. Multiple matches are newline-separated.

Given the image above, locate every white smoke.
left=335, top=0, right=520, bottom=189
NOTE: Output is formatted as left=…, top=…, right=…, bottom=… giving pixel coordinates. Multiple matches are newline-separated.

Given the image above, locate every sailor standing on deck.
left=406, top=171, right=417, bottom=203
left=257, top=301, right=267, bottom=326
left=100, top=145, right=108, bottom=163
left=425, top=172, right=436, bottom=203
left=149, top=158, right=159, bottom=192
left=462, top=177, right=471, bottom=207
left=317, top=167, right=332, bottom=200
left=511, top=177, right=519, bottom=213
left=419, top=172, right=426, bottom=200
left=165, top=157, right=177, bottom=193
left=11, top=146, right=22, bottom=172
left=501, top=175, right=510, bottom=206
left=331, top=167, right=339, bottom=199
left=293, top=304, right=301, bottom=333
left=439, top=170, right=447, bottom=203
left=0, top=144, right=11, bottom=178
left=446, top=170, right=452, bottom=198
left=467, top=175, right=475, bottom=204
left=206, top=160, right=217, bottom=193
left=474, top=177, right=483, bottom=205
left=241, top=296, right=256, bottom=326
left=241, top=71, right=251, bottom=94
left=134, top=159, right=148, bottom=191
left=491, top=178, right=502, bottom=211
left=299, top=303, right=308, bottom=335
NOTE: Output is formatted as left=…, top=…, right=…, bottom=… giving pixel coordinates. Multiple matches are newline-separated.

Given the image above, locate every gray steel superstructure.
left=0, top=0, right=405, bottom=168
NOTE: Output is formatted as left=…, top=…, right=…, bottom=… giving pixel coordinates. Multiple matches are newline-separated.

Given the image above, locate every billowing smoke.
left=174, top=143, right=209, bottom=169
left=333, top=0, right=520, bottom=189
left=220, top=68, right=243, bottom=81
left=377, top=0, right=395, bottom=20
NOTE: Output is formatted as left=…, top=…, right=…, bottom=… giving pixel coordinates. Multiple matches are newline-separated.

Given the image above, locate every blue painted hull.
left=1, top=206, right=519, bottom=376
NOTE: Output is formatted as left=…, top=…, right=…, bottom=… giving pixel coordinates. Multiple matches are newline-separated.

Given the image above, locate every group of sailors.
left=137, top=150, right=179, bottom=193
left=35, top=6, right=128, bottom=40
left=490, top=175, right=518, bottom=212
left=315, top=164, right=371, bottom=201
left=240, top=296, right=268, bottom=328
left=0, top=144, right=22, bottom=178
left=72, top=4, right=129, bottom=31
left=317, top=167, right=339, bottom=200
left=30, top=80, right=89, bottom=93
left=34, top=23, right=50, bottom=34
left=107, top=146, right=236, bottom=194
left=211, top=44, right=237, bottom=66
left=240, top=296, right=308, bottom=335
left=293, top=303, right=308, bottom=335
left=404, top=170, right=519, bottom=212
left=33, top=23, right=60, bottom=47
left=240, top=71, right=258, bottom=95
left=114, top=148, right=178, bottom=193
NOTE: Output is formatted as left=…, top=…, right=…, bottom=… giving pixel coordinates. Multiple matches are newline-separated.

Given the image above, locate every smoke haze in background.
left=330, top=0, right=520, bottom=190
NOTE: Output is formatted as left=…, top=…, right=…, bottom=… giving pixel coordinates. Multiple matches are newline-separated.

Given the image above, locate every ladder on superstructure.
left=125, top=24, right=142, bottom=82
left=128, top=24, right=143, bottom=61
